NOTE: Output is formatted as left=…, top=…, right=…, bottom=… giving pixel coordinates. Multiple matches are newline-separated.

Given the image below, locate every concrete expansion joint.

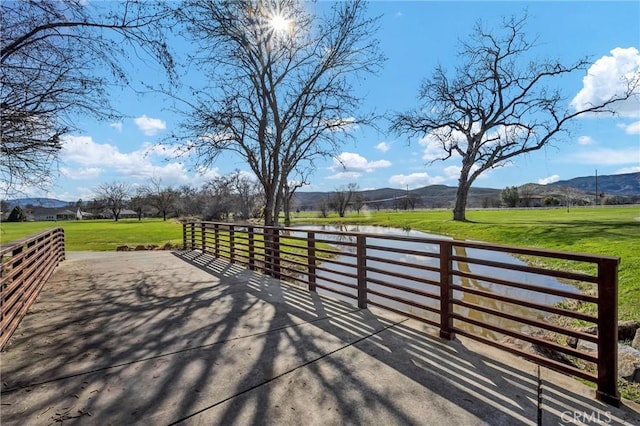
left=168, top=316, right=410, bottom=425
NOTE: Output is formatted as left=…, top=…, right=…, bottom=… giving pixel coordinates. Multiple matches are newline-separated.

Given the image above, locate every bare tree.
left=352, top=191, right=365, bottom=214
left=229, top=170, right=263, bottom=221
left=173, top=0, right=383, bottom=227
left=282, top=169, right=310, bottom=226
left=175, top=185, right=202, bottom=217
left=95, top=182, right=131, bottom=221
left=202, top=176, right=234, bottom=221
left=317, top=196, right=329, bottom=219
left=392, top=14, right=639, bottom=221
left=141, top=178, right=178, bottom=221
left=1, top=0, right=175, bottom=196
left=330, top=183, right=358, bottom=218
left=129, top=192, right=148, bottom=221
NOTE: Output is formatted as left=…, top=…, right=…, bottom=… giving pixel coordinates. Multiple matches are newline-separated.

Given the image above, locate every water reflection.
left=292, top=224, right=580, bottom=339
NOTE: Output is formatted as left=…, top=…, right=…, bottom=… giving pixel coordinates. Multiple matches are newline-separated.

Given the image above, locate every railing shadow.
left=172, top=251, right=640, bottom=425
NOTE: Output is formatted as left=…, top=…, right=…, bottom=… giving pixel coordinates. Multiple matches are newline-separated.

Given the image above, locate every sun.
left=269, top=14, right=290, bottom=33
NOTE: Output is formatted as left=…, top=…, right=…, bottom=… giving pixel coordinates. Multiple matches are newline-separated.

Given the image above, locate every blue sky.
left=24, top=1, right=640, bottom=202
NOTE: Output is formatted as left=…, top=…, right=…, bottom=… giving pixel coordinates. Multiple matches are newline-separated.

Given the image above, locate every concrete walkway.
left=1, top=251, right=639, bottom=425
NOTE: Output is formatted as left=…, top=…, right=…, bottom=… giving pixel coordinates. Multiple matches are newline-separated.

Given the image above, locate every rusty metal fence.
left=1, top=228, right=65, bottom=350
left=182, top=221, right=620, bottom=406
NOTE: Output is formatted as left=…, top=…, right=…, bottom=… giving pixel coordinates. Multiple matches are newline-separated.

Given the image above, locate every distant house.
left=75, top=209, right=94, bottom=220
left=29, top=208, right=77, bottom=221
left=102, top=209, right=138, bottom=219
left=518, top=195, right=544, bottom=208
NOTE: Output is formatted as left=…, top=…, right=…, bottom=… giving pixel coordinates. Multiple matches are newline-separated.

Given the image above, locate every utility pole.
left=595, top=169, right=598, bottom=206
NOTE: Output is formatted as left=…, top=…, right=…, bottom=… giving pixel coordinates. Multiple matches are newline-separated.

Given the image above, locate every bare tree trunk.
left=453, top=184, right=469, bottom=221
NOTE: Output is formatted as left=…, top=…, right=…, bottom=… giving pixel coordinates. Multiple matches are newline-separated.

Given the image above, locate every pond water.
left=292, top=224, right=581, bottom=339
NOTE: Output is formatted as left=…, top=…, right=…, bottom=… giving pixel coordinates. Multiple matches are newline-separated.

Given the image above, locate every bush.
left=7, top=206, right=27, bottom=222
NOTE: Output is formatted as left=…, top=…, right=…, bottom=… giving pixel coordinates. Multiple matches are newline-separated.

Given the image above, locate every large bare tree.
left=173, top=0, right=383, bottom=226
left=95, top=181, right=131, bottom=221
left=1, top=0, right=174, bottom=195
left=141, top=178, right=178, bottom=221
left=229, top=170, right=264, bottom=221
left=392, top=14, right=639, bottom=221
left=330, top=183, right=359, bottom=218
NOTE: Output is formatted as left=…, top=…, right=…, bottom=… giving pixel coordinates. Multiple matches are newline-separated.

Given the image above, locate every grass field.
left=0, top=218, right=184, bottom=251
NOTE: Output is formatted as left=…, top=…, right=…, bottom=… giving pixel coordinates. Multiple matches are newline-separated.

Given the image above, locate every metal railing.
left=183, top=221, right=620, bottom=406
left=1, top=228, right=65, bottom=350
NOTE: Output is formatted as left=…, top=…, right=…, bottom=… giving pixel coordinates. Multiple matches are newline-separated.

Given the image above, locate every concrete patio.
left=1, top=250, right=639, bottom=425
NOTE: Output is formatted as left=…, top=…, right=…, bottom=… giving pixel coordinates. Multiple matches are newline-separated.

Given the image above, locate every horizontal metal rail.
left=1, top=228, right=65, bottom=351
left=182, top=221, right=620, bottom=406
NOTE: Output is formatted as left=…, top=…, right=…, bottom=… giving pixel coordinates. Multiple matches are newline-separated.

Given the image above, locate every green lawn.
left=0, top=218, right=184, bottom=251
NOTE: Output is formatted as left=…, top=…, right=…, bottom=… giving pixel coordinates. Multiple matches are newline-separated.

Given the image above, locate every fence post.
left=201, top=223, right=206, bottom=253
left=58, top=229, right=66, bottom=262
left=190, top=223, right=195, bottom=250
left=229, top=225, right=235, bottom=264
left=26, top=239, right=37, bottom=270
left=307, top=231, right=316, bottom=292
left=248, top=226, right=255, bottom=270
left=439, top=241, right=454, bottom=340
left=182, top=223, right=187, bottom=250
left=214, top=224, right=220, bottom=258
left=596, top=257, right=620, bottom=406
left=273, top=228, right=281, bottom=279
left=11, top=245, right=24, bottom=314
left=356, top=235, right=367, bottom=309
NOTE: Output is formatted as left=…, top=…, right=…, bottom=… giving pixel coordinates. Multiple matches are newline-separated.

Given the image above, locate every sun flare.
left=269, top=14, right=290, bottom=33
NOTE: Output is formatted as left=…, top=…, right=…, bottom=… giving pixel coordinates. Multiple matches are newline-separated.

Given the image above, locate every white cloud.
left=616, top=166, right=640, bottom=174
left=443, top=165, right=461, bottom=179
left=442, top=164, right=485, bottom=180
left=134, top=114, right=167, bottom=136
left=62, top=136, right=121, bottom=165
left=61, top=135, right=191, bottom=185
left=190, top=166, right=222, bottom=186
left=567, top=147, right=640, bottom=165
left=538, top=174, right=560, bottom=185
left=109, top=122, right=123, bottom=132
left=60, top=167, right=104, bottom=180
left=622, top=120, right=640, bottom=135
left=329, top=152, right=391, bottom=176
left=327, top=171, right=363, bottom=180
left=571, top=47, right=640, bottom=117
left=419, top=132, right=450, bottom=161
left=389, top=172, right=445, bottom=188
left=577, top=135, right=594, bottom=145
left=376, top=142, right=391, bottom=153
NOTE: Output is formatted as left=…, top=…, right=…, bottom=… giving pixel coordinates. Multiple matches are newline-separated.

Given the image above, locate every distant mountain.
left=550, top=172, right=640, bottom=196
left=293, top=172, right=640, bottom=210
left=293, top=185, right=502, bottom=210
left=5, top=197, right=71, bottom=209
